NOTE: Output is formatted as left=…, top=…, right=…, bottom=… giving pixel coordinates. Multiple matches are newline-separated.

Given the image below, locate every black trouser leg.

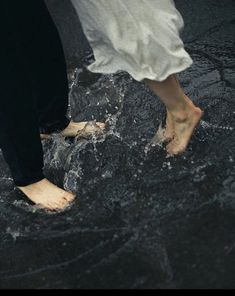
left=0, top=1, right=69, bottom=186
left=25, top=0, right=70, bottom=134
left=3, top=0, right=70, bottom=134
left=0, top=47, right=45, bottom=187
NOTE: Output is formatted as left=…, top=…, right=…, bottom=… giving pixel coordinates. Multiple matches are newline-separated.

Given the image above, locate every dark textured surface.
left=0, top=0, right=235, bottom=289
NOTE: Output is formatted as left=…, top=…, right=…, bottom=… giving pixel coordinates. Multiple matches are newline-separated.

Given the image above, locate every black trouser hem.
left=39, top=116, right=70, bottom=135
left=14, top=172, right=45, bottom=187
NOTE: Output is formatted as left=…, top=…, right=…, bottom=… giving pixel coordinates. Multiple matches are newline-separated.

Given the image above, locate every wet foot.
left=41, top=121, right=106, bottom=139
left=166, top=104, right=203, bottom=155
left=76, top=121, right=106, bottom=139
left=163, top=111, right=174, bottom=142
left=18, top=179, right=75, bottom=211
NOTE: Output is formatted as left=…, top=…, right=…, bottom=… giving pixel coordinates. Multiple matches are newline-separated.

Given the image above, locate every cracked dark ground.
left=0, top=0, right=235, bottom=289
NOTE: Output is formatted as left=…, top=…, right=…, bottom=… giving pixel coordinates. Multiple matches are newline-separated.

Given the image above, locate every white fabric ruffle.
left=71, top=0, right=193, bottom=82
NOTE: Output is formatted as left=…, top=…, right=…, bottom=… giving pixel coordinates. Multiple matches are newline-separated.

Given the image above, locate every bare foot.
left=76, top=121, right=106, bottom=139
left=166, top=105, right=203, bottom=155
left=41, top=121, right=106, bottom=139
left=163, top=110, right=174, bottom=142
left=18, top=179, right=75, bottom=211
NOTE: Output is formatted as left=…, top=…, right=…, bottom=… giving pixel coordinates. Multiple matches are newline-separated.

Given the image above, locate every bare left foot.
left=18, top=179, right=75, bottom=211
left=41, top=121, right=106, bottom=139
left=166, top=106, right=203, bottom=155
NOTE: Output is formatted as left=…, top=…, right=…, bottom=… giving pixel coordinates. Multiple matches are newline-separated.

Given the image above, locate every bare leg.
left=18, top=179, right=75, bottom=211
left=145, top=75, right=203, bottom=155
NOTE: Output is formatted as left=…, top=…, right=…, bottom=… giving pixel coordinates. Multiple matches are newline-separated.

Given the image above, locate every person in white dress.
left=71, top=0, right=203, bottom=155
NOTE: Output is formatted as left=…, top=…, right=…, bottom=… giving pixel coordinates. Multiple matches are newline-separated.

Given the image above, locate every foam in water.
left=144, top=122, right=166, bottom=156
left=201, top=120, right=234, bottom=131
left=6, top=227, right=21, bottom=241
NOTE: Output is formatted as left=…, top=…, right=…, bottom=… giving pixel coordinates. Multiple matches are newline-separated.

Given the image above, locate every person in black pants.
left=0, top=1, right=104, bottom=210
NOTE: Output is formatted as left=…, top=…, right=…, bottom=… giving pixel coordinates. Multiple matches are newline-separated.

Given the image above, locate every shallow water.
left=0, top=0, right=235, bottom=289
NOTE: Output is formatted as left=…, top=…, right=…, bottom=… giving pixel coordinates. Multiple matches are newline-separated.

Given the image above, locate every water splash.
left=6, top=227, right=21, bottom=241
left=144, top=122, right=165, bottom=157
left=201, top=120, right=234, bottom=131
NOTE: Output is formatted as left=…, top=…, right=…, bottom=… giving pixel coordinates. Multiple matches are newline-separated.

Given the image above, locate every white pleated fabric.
left=71, top=0, right=193, bottom=82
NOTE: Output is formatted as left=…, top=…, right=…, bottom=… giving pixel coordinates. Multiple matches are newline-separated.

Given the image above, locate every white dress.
left=71, top=0, right=193, bottom=82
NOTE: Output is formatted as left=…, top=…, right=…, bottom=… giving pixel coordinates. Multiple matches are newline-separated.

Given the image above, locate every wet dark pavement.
left=0, top=0, right=235, bottom=289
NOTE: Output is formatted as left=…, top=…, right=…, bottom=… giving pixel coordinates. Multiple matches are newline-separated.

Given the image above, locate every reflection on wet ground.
left=0, top=0, right=235, bottom=289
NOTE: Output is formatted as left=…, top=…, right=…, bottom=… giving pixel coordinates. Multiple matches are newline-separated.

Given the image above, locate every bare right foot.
left=18, top=179, right=75, bottom=211
left=41, top=121, right=106, bottom=140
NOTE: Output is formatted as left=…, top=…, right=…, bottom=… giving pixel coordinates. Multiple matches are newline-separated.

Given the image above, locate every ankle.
left=18, top=178, right=47, bottom=190
left=168, top=104, right=189, bottom=122
left=169, top=105, right=202, bottom=123
left=172, top=112, right=189, bottom=123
